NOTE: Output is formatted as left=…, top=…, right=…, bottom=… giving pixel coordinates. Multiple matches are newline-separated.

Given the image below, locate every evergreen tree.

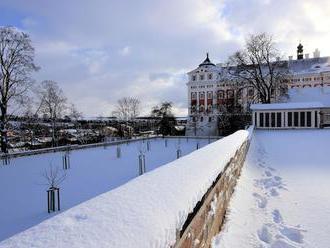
left=151, top=102, right=176, bottom=136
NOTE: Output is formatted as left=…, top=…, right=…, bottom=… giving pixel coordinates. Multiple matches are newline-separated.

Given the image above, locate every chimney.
left=313, top=49, right=320, bottom=58
left=289, top=56, right=293, bottom=61
left=305, top=53, right=309, bottom=59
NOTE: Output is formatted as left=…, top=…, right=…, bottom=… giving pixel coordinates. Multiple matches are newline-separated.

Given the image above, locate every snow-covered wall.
left=0, top=129, right=252, bottom=248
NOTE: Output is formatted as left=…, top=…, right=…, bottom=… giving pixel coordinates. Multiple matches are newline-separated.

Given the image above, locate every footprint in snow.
left=253, top=193, right=268, bottom=208
left=74, top=214, right=88, bottom=221
left=258, top=163, right=266, bottom=168
left=270, top=239, right=296, bottom=248
left=270, top=188, right=279, bottom=197
left=257, top=225, right=272, bottom=244
left=265, top=170, right=272, bottom=177
left=272, top=209, right=283, bottom=224
left=274, top=176, right=282, bottom=181
left=279, top=226, right=305, bottom=244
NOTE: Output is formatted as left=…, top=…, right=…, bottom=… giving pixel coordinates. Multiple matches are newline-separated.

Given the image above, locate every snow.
left=0, top=130, right=250, bottom=248
left=212, top=129, right=330, bottom=248
left=288, top=87, right=330, bottom=107
left=288, top=57, right=330, bottom=75
left=250, top=102, right=324, bottom=110
left=0, top=137, right=217, bottom=242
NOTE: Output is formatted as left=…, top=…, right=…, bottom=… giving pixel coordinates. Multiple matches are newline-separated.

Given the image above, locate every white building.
left=251, top=102, right=330, bottom=129
left=186, top=45, right=330, bottom=136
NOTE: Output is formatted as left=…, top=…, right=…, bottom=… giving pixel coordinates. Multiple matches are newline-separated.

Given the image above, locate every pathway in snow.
left=252, top=142, right=306, bottom=247
left=213, top=130, right=330, bottom=248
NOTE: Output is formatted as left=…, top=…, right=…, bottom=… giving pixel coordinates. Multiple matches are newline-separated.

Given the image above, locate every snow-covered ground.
left=0, top=130, right=250, bottom=248
left=213, top=129, right=330, bottom=248
left=0, top=137, right=215, bottom=242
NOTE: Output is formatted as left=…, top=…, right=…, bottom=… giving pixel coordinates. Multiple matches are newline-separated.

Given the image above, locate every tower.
left=199, top=53, right=215, bottom=67
left=297, top=43, right=304, bottom=60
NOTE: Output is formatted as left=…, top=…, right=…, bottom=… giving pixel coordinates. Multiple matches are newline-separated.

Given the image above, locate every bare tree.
left=37, top=80, right=67, bottom=147
left=68, top=103, right=82, bottom=121
left=42, top=164, right=66, bottom=188
left=113, top=97, right=140, bottom=121
left=0, top=27, right=39, bottom=153
left=228, top=33, right=289, bottom=104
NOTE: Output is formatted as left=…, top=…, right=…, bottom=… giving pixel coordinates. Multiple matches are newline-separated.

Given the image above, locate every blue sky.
left=1, top=0, right=330, bottom=117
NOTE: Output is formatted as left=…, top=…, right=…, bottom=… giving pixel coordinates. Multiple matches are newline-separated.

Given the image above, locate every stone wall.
left=174, top=139, right=250, bottom=248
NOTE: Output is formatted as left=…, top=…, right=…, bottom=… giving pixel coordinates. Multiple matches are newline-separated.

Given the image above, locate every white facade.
left=251, top=102, right=324, bottom=129
left=186, top=49, right=330, bottom=136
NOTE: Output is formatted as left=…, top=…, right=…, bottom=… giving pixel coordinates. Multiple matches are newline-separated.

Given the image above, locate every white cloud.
left=1, top=0, right=330, bottom=116
left=119, top=46, right=131, bottom=56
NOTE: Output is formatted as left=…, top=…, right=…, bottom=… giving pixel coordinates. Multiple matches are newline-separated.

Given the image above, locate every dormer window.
left=208, top=74, right=212, bottom=80
left=200, top=75, right=204, bottom=80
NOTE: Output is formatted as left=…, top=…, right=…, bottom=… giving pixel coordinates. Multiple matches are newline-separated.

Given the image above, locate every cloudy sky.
left=1, top=0, right=330, bottom=117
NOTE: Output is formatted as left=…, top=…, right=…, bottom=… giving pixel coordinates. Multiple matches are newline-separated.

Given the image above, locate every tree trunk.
left=52, top=120, right=56, bottom=147
left=0, top=107, right=8, bottom=153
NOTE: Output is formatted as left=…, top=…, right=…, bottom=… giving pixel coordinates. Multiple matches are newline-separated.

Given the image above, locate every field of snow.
left=213, top=129, right=330, bottom=248
left=0, top=130, right=251, bottom=248
left=0, top=137, right=216, bottom=242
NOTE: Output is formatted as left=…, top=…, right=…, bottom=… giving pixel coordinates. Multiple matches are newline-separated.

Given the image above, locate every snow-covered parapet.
left=0, top=129, right=252, bottom=248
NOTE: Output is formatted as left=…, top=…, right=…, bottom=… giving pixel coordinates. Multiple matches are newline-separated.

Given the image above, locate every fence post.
left=2, top=154, right=9, bottom=165
left=116, top=145, right=121, bottom=158
left=47, top=187, right=60, bottom=213
left=62, top=152, right=70, bottom=170
left=138, top=153, right=146, bottom=175
left=176, top=149, right=182, bottom=159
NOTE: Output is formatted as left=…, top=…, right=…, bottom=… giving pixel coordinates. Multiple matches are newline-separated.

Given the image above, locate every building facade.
left=186, top=45, right=330, bottom=136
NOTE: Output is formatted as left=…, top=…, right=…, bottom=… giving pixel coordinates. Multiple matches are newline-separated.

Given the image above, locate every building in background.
left=186, top=44, right=330, bottom=136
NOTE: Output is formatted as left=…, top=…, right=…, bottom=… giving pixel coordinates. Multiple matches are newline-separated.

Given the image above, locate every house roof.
left=250, top=102, right=325, bottom=110
left=199, top=53, right=215, bottom=67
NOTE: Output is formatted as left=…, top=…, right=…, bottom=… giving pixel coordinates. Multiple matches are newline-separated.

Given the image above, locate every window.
left=208, top=74, right=212, bottom=80
left=200, top=75, right=204, bottom=80
left=260, top=113, right=264, bottom=127
left=192, top=75, right=196, bottom=81
left=307, top=112, right=311, bottom=127
left=227, top=90, right=234, bottom=99
left=294, top=112, right=299, bottom=127
left=192, top=117, right=196, bottom=122
left=288, top=112, right=292, bottom=127
left=199, top=92, right=205, bottom=99
left=315, top=111, right=318, bottom=127
left=255, top=112, right=257, bottom=126
left=271, top=113, right=276, bottom=127
left=200, top=116, right=203, bottom=122
left=218, top=90, right=224, bottom=99
left=207, top=92, right=213, bottom=99
left=208, top=117, right=212, bottom=122
left=191, top=92, right=197, bottom=100
left=248, top=87, right=254, bottom=97
left=277, top=113, right=281, bottom=127
left=265, top=113, right=270, bottom=127
left=237, top=89, right=242, bottom=99
left=300, top=112, right=305, bottom=127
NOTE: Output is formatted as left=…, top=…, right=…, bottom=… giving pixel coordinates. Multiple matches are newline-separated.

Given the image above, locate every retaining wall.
left=174, top=138, right=250, bottom=247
